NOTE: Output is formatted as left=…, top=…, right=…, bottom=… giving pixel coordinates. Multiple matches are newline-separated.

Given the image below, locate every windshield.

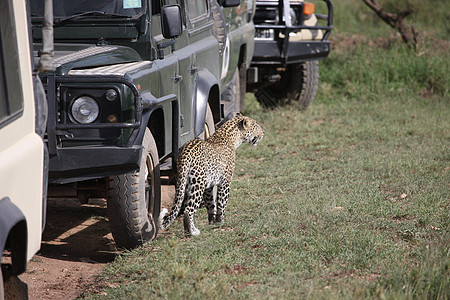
left=30, top=0, right=144, bottom=18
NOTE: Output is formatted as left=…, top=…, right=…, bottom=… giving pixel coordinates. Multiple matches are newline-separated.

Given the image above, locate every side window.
left=187, top=0, right=208, bottom=21
left=0, top=0, right=24, bottom=127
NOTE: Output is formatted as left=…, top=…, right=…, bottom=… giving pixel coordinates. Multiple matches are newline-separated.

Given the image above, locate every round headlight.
left=70, top=96, right=99, bottom=124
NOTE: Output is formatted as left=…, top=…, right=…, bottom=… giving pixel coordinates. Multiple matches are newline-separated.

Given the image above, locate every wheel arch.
left=208, top=84, right=221, bottom=124
left=135, top=105, right=166, bottom=161
left=147, top=108, right=165, bottom=160
left=0, top=198, right=28, bottom=275
left=194, top=69, right=220, bottom=136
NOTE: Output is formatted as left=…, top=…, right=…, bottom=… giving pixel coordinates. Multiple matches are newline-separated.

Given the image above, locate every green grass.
left=84, top=73, right=449, bottom=300
left=82, top=3, right=449, bottom=299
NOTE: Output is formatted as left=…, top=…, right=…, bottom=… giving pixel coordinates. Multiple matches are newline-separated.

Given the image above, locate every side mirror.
left=220, top=0, right=241, bottom=7
left=161, top=5, right=182, bottom=39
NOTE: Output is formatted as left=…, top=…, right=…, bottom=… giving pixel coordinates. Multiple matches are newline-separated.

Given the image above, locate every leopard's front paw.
left=191, top=228, right=201, bottom=236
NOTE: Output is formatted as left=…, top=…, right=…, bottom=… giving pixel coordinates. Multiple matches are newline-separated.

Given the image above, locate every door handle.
left=172, top=74, right=183, bottom=84
left=190, top=66, right=198, bottom=75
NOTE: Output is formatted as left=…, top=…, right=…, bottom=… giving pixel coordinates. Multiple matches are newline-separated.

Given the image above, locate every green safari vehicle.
left=30, top=0, right=243, bottom=249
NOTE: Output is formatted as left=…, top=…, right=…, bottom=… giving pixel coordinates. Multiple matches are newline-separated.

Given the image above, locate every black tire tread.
left=298, top=60, right=319, bottom=110
left=107, top=129, right=160, bottom=249
left=239, top=63, right=247, bottom=110
left=255, top=61, right=319, bottom=110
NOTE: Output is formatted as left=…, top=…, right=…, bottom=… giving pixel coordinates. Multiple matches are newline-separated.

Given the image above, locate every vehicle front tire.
left=0, top=265, right=3, bottom=300
left=296, top=60, right=319, bottom=110
left=1, top=264, right=28, bottom=300
left=255, top=60, right=319, bottom=110
left=107, top=128, right=161, bottom=249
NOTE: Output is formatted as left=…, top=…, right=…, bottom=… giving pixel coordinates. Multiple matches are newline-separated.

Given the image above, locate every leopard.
left=158, top=114, right=265, bottom=236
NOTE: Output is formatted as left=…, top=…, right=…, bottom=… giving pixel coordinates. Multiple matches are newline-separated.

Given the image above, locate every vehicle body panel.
left=30, top=0, right=223, bottom=185
left=1, top=0, right=46, bottom=269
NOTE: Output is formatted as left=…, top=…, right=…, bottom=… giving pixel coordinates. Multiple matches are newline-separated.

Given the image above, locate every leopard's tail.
left=158, top=160, right=191, bottom=230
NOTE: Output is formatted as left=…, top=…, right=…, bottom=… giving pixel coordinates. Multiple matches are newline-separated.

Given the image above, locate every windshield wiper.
left=54, top=11, right=130, bottom=26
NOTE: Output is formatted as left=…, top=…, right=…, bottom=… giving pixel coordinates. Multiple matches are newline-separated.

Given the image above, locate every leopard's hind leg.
left=215, top=180, right=231, bottom=223
left=183, top=180, right=207, bottom=236
left=203, top=187, right=216, bottom=224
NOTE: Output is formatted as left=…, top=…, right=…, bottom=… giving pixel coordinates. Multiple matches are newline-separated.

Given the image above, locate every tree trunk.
left=362, top=0, right=420, bottom=49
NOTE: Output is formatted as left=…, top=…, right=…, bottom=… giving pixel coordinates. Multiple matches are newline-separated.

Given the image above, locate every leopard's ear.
left=238, top=118, right=248, bottom=131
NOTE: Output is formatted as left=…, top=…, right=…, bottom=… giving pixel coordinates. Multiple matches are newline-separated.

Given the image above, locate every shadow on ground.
left=20, top=197, right=117, bottom=299
left=40, top=197, right=118, bottom=263
left=20, top=185, right=175, bottom=299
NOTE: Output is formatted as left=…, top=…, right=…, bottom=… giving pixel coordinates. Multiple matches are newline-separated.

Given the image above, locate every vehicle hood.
left=39, top=44, right=143, bottom=75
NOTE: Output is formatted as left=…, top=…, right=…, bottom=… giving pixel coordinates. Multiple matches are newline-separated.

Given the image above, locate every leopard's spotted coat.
left=158, top=115, right=264, bottom=235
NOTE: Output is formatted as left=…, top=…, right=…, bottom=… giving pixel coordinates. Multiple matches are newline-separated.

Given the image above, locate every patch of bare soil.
left=19, top=197, right=116, bottom=299
left=20, top=185, right=175, bottom=299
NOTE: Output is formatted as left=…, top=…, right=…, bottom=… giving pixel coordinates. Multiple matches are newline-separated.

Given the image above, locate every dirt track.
left=20, top=186, right=175, bottom=299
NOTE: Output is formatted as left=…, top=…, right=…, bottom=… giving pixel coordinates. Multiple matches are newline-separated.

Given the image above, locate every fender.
left=0, top=197, right=27, bottom=275
left=194, top=69, right=219, bottom=137
left=138, top=92, right=180, bottom=163
left=135, top=91, right=159, bottom=146
left=135, top=92, right=177, bottom=145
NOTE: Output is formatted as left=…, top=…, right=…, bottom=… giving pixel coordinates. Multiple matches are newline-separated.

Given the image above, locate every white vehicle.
left=0, top=0, right=48, bottom=298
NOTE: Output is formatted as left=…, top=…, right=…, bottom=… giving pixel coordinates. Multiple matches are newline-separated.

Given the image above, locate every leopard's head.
left=236, top=115, right=265, bottom=148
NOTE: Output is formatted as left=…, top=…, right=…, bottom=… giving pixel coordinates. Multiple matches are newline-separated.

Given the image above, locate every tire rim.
left=145, top=154, right=155, bottom=216
left=201, top=118, right=212, bottom=140
left=204, top=121, right=211, bottom=139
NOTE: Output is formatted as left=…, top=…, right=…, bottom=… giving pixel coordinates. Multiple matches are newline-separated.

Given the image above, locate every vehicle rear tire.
left=255, top=60, right=319, bottom=110
left=199, top=104, right=215, bottom=140
left=198, top=104, right=217, bottom=208
left=107, top=128, right=161, bottom=249
left=239, top=63, right=247, bottom=111
left=221, top=68, right=241, bottom=115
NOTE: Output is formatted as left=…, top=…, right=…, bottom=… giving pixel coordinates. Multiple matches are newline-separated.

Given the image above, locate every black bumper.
left=49, top=145, right=143, bottom=184
left=251, top=0, right=333, bottom=66
left=251, top=40, right=330, bottom=65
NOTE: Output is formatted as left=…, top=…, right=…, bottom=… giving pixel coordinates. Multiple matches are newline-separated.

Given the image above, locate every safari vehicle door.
left=1, top=0, right=48, bottom=297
